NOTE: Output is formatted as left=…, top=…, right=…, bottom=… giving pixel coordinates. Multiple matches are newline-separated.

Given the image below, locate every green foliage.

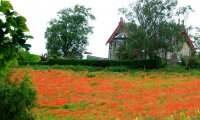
left=18, top=50, right=41, bottom=64
left=165, top=116, right=174, bottom=120
left=180, top=56, right=189, bottom=66
left=86, top=72, right=97, bottom=78
left=32, top=58, right=164, bottom=69
left=180, top=54, right=200, bottom=68
left=187, top=55, right=200, bottom=68
left=119, top=0, right=194, bottom=61
left=158, top=65, right=187, bottom=73
left=19, top=64, right=100, bottom=72
left=90, top=81, right=98, bottom=86
left=51, top=64, right=98, bottom=72
left=180, top=112, right=192, bottom=120
left=194, top=109, right=200, bottom=119
left=45, top=5, right=95, bottom=58
left=144, top=118, right=156, bottom=120
left=36, top=115, right=59, bottom=120
left=103, top=66, right=129, bottom=72
left=0, top=1, right=36, bottom=120
left=0, top=1, right=32, bottom=77
left=115, top=43, right=129, bottom=60
left=60, top=102, right=87, bottom=112
left=0, top=73, right=37, bottom=120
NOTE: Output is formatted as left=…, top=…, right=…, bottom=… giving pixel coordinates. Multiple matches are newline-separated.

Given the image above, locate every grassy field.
left=12, top=66, right=200, bottom=120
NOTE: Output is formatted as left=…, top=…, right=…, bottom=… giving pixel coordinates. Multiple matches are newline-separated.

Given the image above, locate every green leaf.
left=2, top=1, right=13, bottom=10
left=26, top=35, right=33, bottom=39
left=17, top=16, right=27, bottom=24
left=6, top=17, right=17, bottom=28
left=18, top=39, right=26, bottom=45
left=0, top=1, right=13, bottom=14
left=0, top=54, right=4, bottom=59
left=0, top=0, right=32, bottom=73
left=0, top=19, right=4, bottom=28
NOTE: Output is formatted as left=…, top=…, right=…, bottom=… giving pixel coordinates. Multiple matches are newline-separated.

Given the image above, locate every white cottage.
left=106, top=18, right=196, bottom=61
left=106, top=18, right=128, bottom=60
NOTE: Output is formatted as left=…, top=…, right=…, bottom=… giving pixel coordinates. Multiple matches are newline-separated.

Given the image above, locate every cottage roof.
left=181, top=31, right=196, bottom=52
left=106, top=18, right=128, bottom=45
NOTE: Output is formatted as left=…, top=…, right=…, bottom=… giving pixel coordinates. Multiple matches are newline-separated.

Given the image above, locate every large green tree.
left=118, top=0, right=193, bottom=60
left=45, top=5, right=95, bottom=58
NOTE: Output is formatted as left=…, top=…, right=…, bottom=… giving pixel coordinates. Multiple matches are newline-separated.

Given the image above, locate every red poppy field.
left=13, top=68, right=200, bottom=119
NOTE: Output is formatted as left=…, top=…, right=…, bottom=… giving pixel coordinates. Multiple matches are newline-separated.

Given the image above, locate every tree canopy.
left=118, top=0, right=194, bottom=60
left=0, top=1, right=32, bottom=77
left=45, top=5, right=95, bottom=58
left=0, top=2, right=36, bottom=120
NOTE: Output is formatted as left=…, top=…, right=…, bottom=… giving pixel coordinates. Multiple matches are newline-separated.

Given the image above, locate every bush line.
left=20, top=59, right=164, bottom=69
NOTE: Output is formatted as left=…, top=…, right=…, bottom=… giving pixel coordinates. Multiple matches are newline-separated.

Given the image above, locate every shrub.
left=86, top=72, right=97, bottom=78
left=40, top=54, right=47, bottom=61
left=39, top=58, right=163, bottom=69
left=187, top=55, right=200, bottom=68
left=180, top=56, right=189, bottom=66
left=18, top=50, right=41, bottom=65
left=103, top=66, right=129, bottom=72
left=0, top=72, right=37, bottom=120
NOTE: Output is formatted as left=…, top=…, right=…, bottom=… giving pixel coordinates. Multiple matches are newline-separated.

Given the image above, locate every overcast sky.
left=9, top=0, right=200, bottom=58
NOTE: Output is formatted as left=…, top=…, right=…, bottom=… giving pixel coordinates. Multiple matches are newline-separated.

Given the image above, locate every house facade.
left=106, top=18, right=196, bottom=61
left=106, top=18, right=128, bottom=60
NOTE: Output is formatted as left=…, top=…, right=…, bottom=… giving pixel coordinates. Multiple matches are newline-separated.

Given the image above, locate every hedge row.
left=25, top=59, right=164, bottom=69
left=187, top=62, right=200, bottom=69
left=181, top=56, right=200, bottom=69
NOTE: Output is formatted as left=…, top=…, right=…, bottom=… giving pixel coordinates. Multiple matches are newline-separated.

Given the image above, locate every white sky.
left=9, top=0, right=200, bottom=58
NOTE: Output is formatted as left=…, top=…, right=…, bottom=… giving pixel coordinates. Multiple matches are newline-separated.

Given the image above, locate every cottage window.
left=114, top=42, right=117, bottom=50
left=116, top=41, right=121, bottom=48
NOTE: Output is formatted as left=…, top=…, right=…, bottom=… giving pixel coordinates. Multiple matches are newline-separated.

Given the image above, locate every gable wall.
left=108, top=39, right=127, bottom=60
left=179, top=42, right=191, bottom=56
